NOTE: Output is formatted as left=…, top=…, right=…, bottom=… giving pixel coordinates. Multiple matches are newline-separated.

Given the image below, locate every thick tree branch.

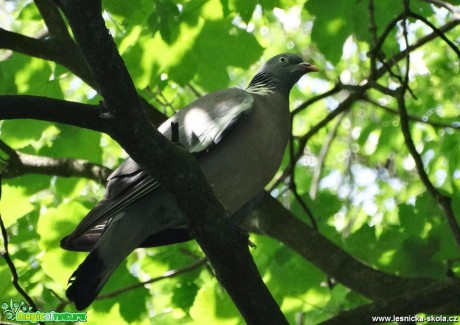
left=1, top=15, right=165, bottom=126
left=248, top=195, right=460, bottom=318
left=0, top=95, right=109, bottom=133
left=320, top=279, right=460, bottom=325
left=0, top=27, right=96, bottom=89
left=0, top=140, right=111, bottom=184
left=244, top=193, right=435, bottom=301
left=34, top=0, right=72, bottom=41
left=50, top=1, right=288, bottom=323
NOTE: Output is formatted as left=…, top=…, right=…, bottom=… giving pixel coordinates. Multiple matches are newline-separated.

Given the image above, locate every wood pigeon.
left=60, top=53, right=319, bottom=310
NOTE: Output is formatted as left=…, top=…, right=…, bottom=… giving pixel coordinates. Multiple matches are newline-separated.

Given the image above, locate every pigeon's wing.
left=60, top=160, right=159, bottom=251
left=159, top=88, right=254, bottom=153
left=61, top=89, right=254, bottom=251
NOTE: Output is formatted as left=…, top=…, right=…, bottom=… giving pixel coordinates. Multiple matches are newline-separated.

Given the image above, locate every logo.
left=1, top=299, right=87, bottom=323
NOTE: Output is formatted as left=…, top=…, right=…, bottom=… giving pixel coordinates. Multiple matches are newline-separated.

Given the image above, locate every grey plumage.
left=61, top=53, right=318, bottom=310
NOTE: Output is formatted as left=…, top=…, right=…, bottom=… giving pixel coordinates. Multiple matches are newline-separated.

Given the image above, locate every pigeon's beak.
left=298, top=62, right=319, bottom=73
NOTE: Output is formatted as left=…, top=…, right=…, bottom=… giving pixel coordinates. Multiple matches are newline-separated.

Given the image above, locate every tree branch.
left=0, top=139, right=111, bottom=184
left=396, top=89, right=460, bottom=247
left=243, top=193, right=436, bottom=301
left=299, top=90, right=361, bottom=151
left=320, top=279, right=460, bottom=325
left=50, top=1, right=288, bottom=323
left=0, top=95, right=109, bottom=133
left=0, top=177, right=40, bottom=314
left=396, top=4, right=460, bottom=247
left=272, top=16, right=460, bottom=188
left=97, top=258, right=207, bottom=301
left=34, top=0, right=72, bottom=41
left=272, top=90, right=365, bottom=188
left=378, top=17, right=460, bottom=80
left=0, top=27, right=96, bottom=89
left=408, top=11, right=460, bottom=59
left=364, top=97, right=460, bottom=130
left=288, top=122, right=317, bottom=229
left=419, top=0, right=460, bottom=15
left=291, top=83, right=342, bottom=115
left=0, top=14, right=165, bottom=126
left=309, top=112, right=345, bottom=199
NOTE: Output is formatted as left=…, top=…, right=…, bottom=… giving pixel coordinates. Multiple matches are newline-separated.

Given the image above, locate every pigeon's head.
left=248, top=53, right=318, bottom=96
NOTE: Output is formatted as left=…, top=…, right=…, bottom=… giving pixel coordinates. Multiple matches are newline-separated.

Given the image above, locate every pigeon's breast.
left=199, top=92, right=290, bottom=214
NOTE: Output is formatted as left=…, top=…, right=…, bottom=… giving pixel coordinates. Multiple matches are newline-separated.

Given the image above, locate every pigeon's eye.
left=279, top=56, right=286, bottom=63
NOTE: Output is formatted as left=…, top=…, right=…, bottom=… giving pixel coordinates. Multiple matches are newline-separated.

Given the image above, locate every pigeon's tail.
left=66, top=211, right=147, bottom=310
left=65, top=190, right=190, bottom=310
left=66, top=248, right=113, bottom=310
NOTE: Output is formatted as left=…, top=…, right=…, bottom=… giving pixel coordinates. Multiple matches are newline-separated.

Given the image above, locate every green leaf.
left=305, top=0, right=366, bottom=64
left=37, top=201, right=89, bottom=250
left=106, top=261, right=149, bottom=323
left=0, top=266, right=18, bottom=298
left=0, top=184, right=34, bottom=227
left=441, top=133, right=460, bottom=179
left=190, top=283, right=240, bottom=324
left=259, top=0, right=281, bottom=11
left=156, top=0, right=181, bottom=44
left=172, top=281, right=199, bottom=311
left=8, top=211, right=40, bottom=246
left=193, top=19, right=263, bottom=90
left=229, top=0, right=257, bottom=23
left=38, top=125, right=102, bottom=162
left=305, top=0, right=425, bottom=64
left=399, top=203, right=425, bottom=236
left=1, top=120, right=56, bottom=149
left=103, top=0, right=154, bottom=25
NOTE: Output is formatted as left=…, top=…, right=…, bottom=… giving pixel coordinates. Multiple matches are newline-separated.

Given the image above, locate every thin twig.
left=292, top=83, right=342, bottom=115
left=395, top=5, right=460, bottom=246
left=408, top=11, right=460, bottom=58
left=0, top=139, right=112, bottom=184
left=309, top=112, right=345, bottom=199
left=48, top=289, right=68, bottom=312
left=402, top=0, right=418, bottom=100
left=187, top=82, right=203, bottom=98
left=272, top=16, right=460, bottom=191
left=380, top=18, right=460, bottom=80
left=418, top=0, right=459, bottom=13
left=371, top=13, right=405, bottom=60
left=364, top=97, right=460, bottom=130
left=368, top=0, right=378, bottom=77
left=97, top=258, right=207, bottom=300
left=288, top=124, right=317, bottom=229
left=272, top=91, right=364, bottom=189
left=0, top=176, right=40, bottom=313
left=396, top=89, right=460, bottom=247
